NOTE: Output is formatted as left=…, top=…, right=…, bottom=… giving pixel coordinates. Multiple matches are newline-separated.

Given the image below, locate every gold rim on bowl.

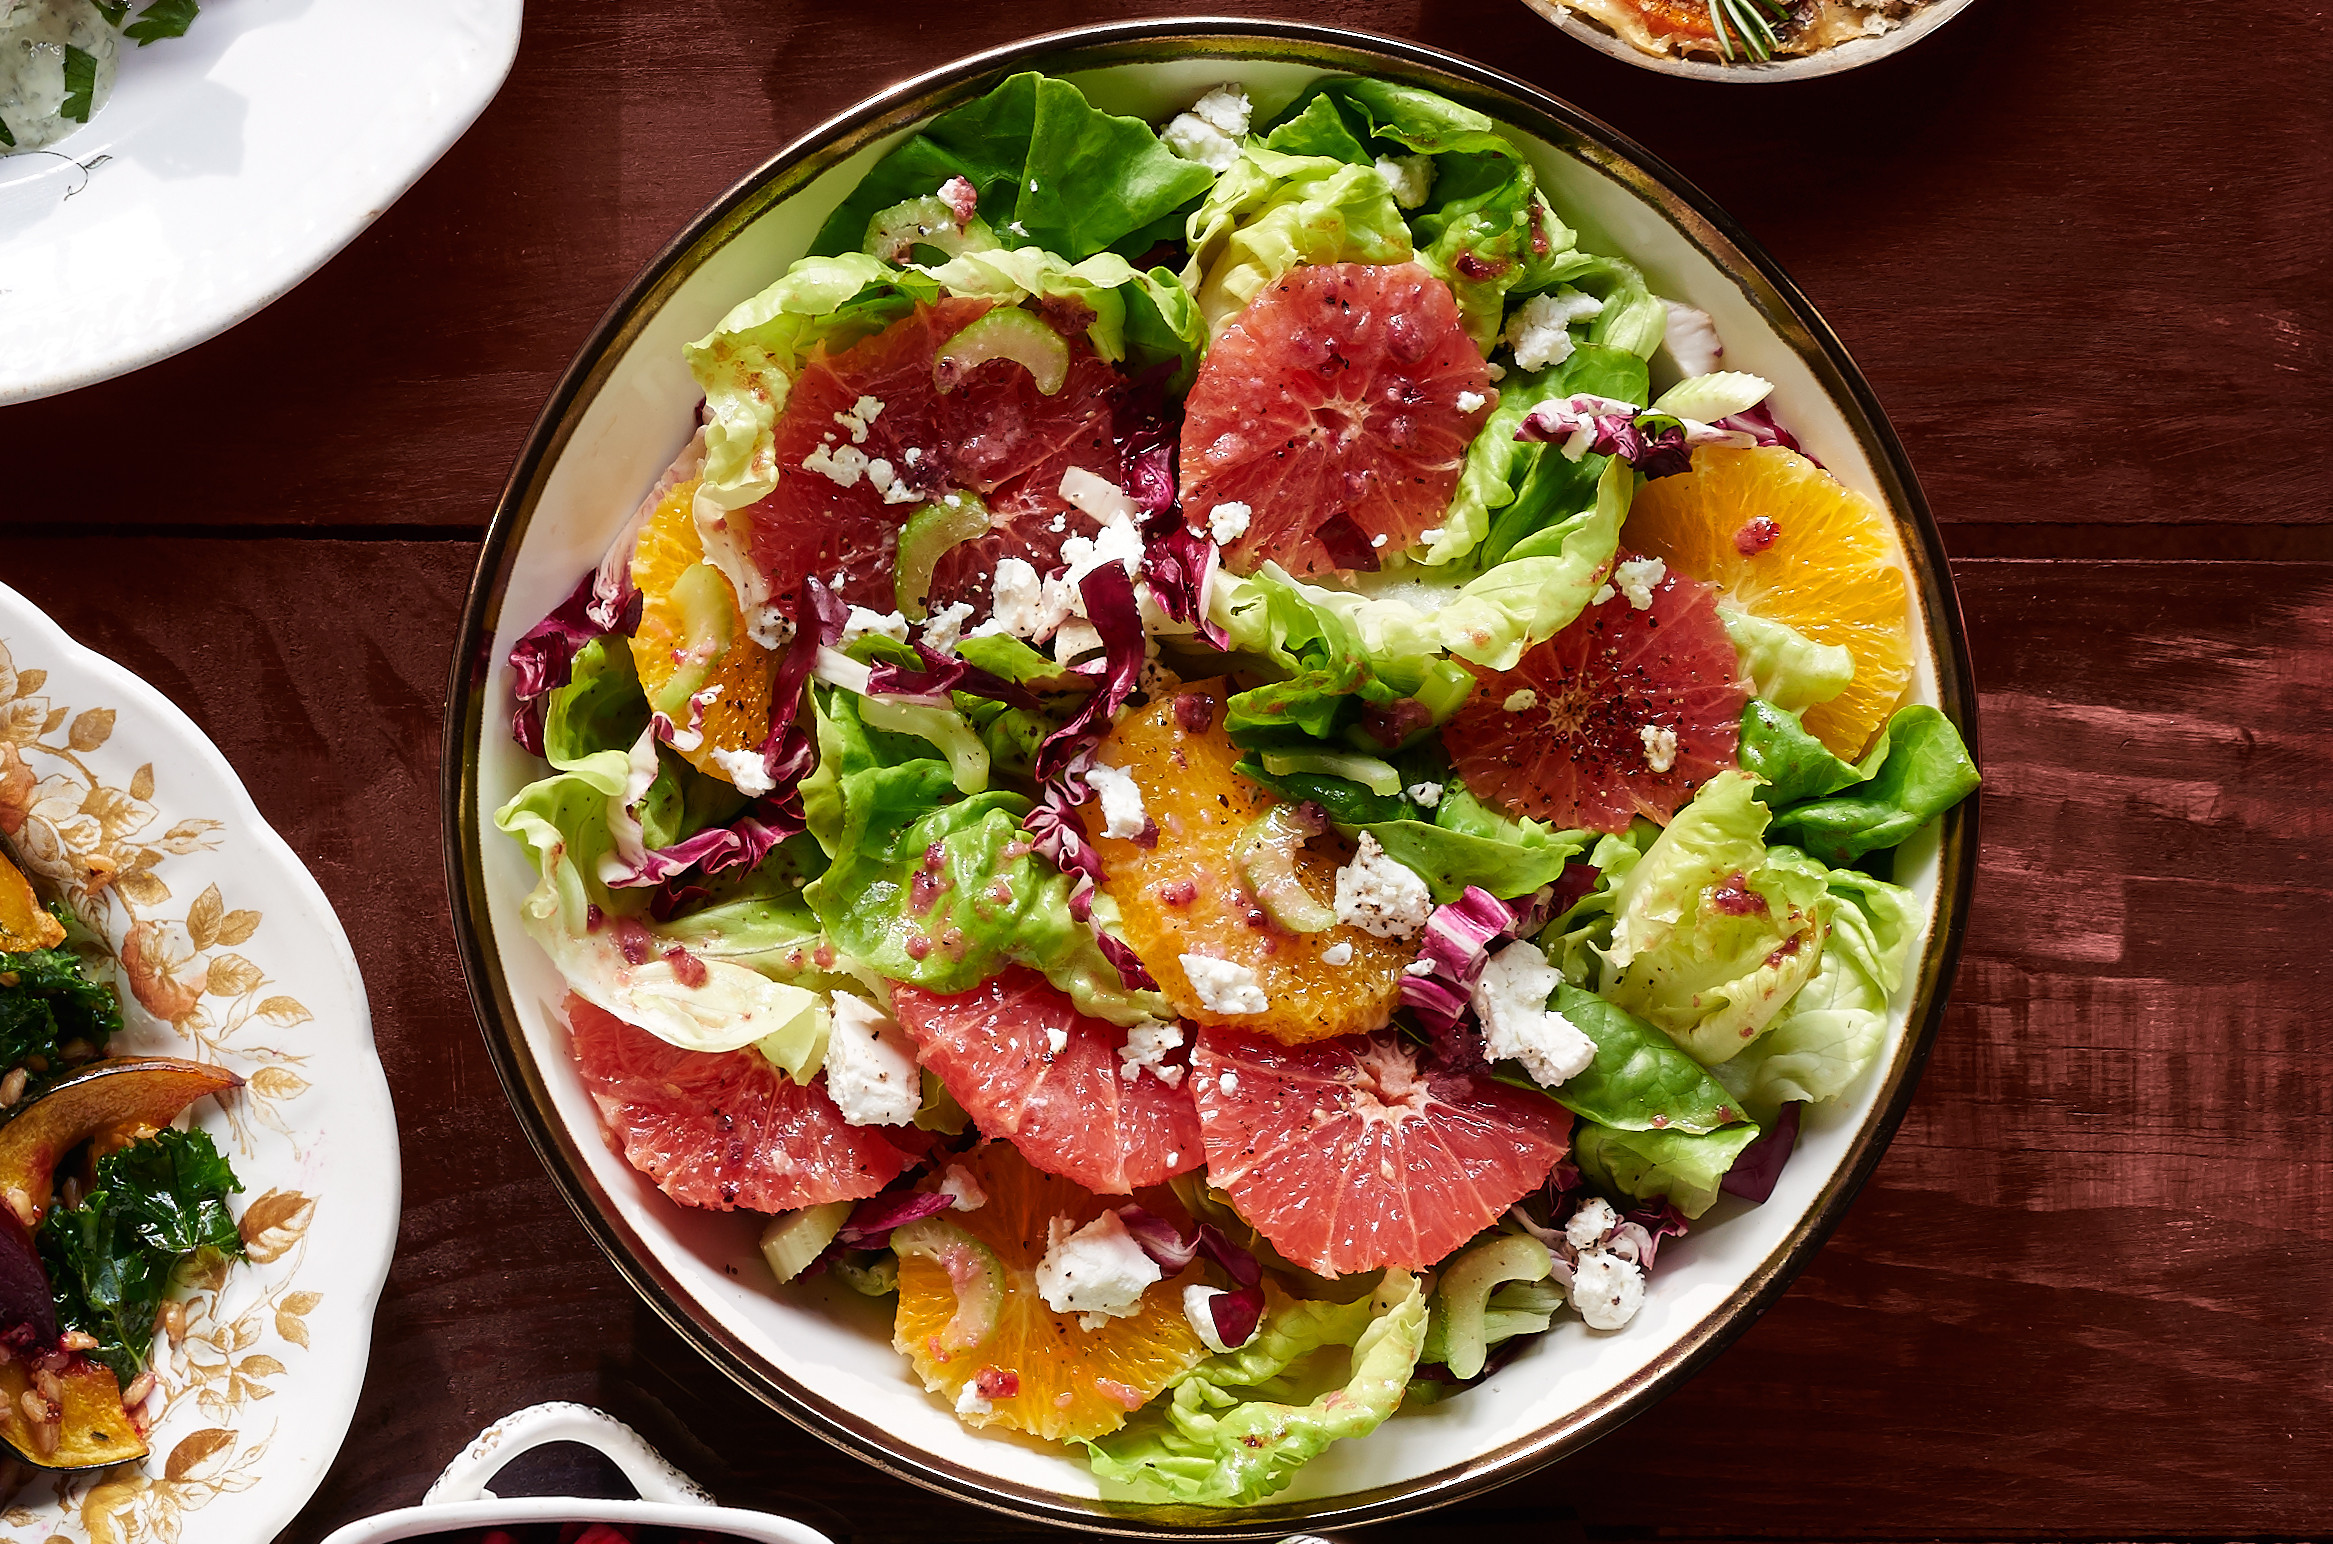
left=440, top=17, right=1980, bottom=1536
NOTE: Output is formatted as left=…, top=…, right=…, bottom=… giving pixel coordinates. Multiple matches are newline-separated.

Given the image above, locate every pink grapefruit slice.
left=891, top=969, right=1203, bottom=1195
left=1191, top=1028, right=1573, bottom=1276
left=1443, top=555, right=1749, bottom=833
left=565, top=994, right=918, bottom=1212
left=1177, top=262, right=1493, bottom=578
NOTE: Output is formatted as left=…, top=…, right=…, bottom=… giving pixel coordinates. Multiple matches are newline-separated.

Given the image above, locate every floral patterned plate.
left=0, top=581, right=398, bottom=1543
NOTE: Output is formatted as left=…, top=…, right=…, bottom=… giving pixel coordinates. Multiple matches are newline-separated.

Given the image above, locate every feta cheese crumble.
left=1206, top=500, right=1252, bottom=544
left=1504, top=288, right=1605, bottom=373
left=801, top=441, right=868, bottom=488
left=1640, top=723, right=1679, bottom=774
left=1045, top=1024, right=1068, bottom=1056
left=1591, top=583, right=1617, bottom=606
left=1052, top=618, right=1105, bottom=666
left=1333, top=831, right=1434, bottom=940
left=709, top=744, right=775, bottom=798
left=1083, top=762, right=1148, bottom=840
left=937, top=1163, right=989, bottom=1213
left=1183, top=1285, right=1237, bottom=1354
left=1035, top=1209, right=1162, bottom=1329
left=1406, top=780, right=1444, bottom=809
left=832, top=394, right=885, bottom=444
left=1571, top=1247, right=1647, bottom=1330
left=1565, top=1196, right=1621, bottom=1251
left=1503, top=689, right=1539, bottom=713
left=1161, top=84, right=1253, bottom=172
left=1180, top=955, right=1269, bottom=1015
left=865, top=456, right=919, bottom=505
left=1320, top=941, right=1354, bottom=966
left=955, top=1384, right=994, bottom=1417
left=1470, top=940, right=1597, bottom=1090
left=822, top=994, right=922, bottom=1126
left=1118, top=1018, right=1186, bottom=1086
left=986, top=557, right=1075, bottom=642
left=1612, top=556, right=1666, bottom=610
left=920, top=600, right=975, bottom=654
left=1374, top=152, right=1435, bottom=209
left=841, top=606, right=908, bottom=645
left=1455, top=390, right=1486, bottom=414
left=1217, top=1071, right=1238, bottom=1094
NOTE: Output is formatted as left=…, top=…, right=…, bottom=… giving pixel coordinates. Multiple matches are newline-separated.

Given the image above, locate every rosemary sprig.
left=1709, top=0, right=1792, bottom=61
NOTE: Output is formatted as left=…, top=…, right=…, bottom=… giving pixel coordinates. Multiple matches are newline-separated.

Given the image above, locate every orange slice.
left=1622, top=445, right=1914, bottom=760
left=892, top=1143, right=1206, bottom=1442
left=627, top=477, right=779, bottom=781
left=1085, top=681, right=1410, bottom=1044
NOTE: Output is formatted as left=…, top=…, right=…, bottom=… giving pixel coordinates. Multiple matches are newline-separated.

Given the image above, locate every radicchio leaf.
left=838, top=1187, right=959, bottom=1247
left=507, top=572, right=640, bottom=756
left=1031, top=564, right=1144, bottom=784
left=866, top=642, right=1050, bottom=712
left=1313, top=513, right=1381, bottom=573
left=1614, top=1200, right=1692, bottom=1270
left=1116, top=1203, right=1266, bottom=1347
left=1021, top=782, right=1158, bottom=992
left=1718, top=1100, right=1803, bottom=1204
left=1138, top=524, right=1227, bottom=650
left=602, top=811, right=795, bottom=891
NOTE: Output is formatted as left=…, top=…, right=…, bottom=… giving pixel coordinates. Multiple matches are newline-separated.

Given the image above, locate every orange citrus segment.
left=1622, top=445, right=1914, bottom=760
left=1085, top=682, right=1410, bottom=1044
left=893, top=1143, right=1205, bottom=1441
left=627, top=476, right=779, bottom=781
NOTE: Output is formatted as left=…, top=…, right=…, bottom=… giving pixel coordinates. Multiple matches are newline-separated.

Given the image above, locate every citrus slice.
left=1622, top=445, right=1914, bottom=759
left=1086, top=681, right=1410, bottom=1043
left=890, top=969, right=1203, bottom=1195
left=741, top=298, right=1125, bottom=620
left=1191, top=1028, right=1574, bottom=1276
left=564, top=995, right=917, bottom=1212
left=1442, top=558, right=1748, bottom=832
left=627, top=475, right=779, bottom=779
left=893, top=1143, right=1207, bottom=1441
left=1177, top=262, right=1493, bottom=578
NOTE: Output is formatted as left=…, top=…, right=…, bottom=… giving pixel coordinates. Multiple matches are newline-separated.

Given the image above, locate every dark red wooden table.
left=4, top=1, right=2327, bottom=1538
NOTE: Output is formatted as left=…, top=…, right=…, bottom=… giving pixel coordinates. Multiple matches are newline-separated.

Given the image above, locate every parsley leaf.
left=124, top=0, right=198, bottom=44
left=94, top=1, right=129, bottom=25
left=58, top=45, right=98, bottom=124
left=0, top=924, right=122, bottom=1098
left=0, top=118, right=14, bottom=150
left=38, top=1129, right=245, bottom=1383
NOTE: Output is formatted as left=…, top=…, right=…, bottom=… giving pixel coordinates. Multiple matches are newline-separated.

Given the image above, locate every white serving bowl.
left=442, top=20, right=1978, bottom=1538
left=1526, top=0, right=1983, bottom=82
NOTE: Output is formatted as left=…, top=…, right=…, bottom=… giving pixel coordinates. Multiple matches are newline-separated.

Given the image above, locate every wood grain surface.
left=1, top=0, right=2327, bottom=1539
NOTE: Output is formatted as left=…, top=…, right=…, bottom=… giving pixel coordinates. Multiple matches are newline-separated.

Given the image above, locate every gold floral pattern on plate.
left=0, top=602, right=395, bottom=1544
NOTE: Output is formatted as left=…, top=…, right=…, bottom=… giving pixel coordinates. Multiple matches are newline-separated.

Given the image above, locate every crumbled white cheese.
left=987, top=557, right=1075, bottom=642
left=1183, top=1284, right=1237, bottom=1354
left=1640, top=723, right=1679, bottom=774
left=1161, top=113, right=1240, bottom=173
left=1035, top=1210, right=1162, bottom=1327
left=1320, top=941, right=1354, bottom=966
left=1370, top=533, right=1388, bottom=549
left=1190, top=84, right=1252, bottom=137
left=1059, top=519, right=1145, bottom=592
left=1374, top=152, right=1435, bottom=209
left=1045, top=1024, right=1069, bottom=1056
left=1657, top=300, right=1724, bottom=379
left=1613, top=556, right=1666, bottom=610
left=1217, top=1071, right=1239, bottom=1094
left=832, top=395, right=885, bottom=444
left=1117, top=1018, right=1186, bottom=1086
left=1333, top=831, right=1434, bottom=940
left=1485, top=362, right=1506, bottom=382
left=1505, top=288, right=1605, bottom=373
left=1180, top=955, right=1269, bottom=1015
left=938, top=1163, right=989, bottom=1213
left=1565, top=1196, right=1621, bottom=1251
left=709, top=744, right=775, bottom=798
left=1084, top=762, right=1148, bottom=840
left=1406, top=781, right=1444, bottom=809
left=1058, top=466, right=1141, bottom=529
left=1571, top=1247, right=1647, bottom=1330
left=1470, top=940, right=1597, bottom=1090
left=822, top=994, right=922, bottom=1126
left=955, top=1383, right=993, bottom=1417
left=1591, top=583, right=1617, bottom=606
left=1206, top=500, right=1252, bottom=545
left=841, top=605, right=909, bottom=645
left=1052, top=618, right=1105, bottom=666
left=801, top=441, right=868, bottom=488
left=903, top=445, right=923, bottom=466
left=1504, top=689, right=1539, bottom=713
left=919, top=600, right=975, bottom=654
left=1455, top=390, right=1486, bottom=414
left=865, top=456, right=919, bottom=505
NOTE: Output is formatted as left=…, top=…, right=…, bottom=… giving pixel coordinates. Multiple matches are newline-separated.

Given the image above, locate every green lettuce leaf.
left=1720, top=607, right=1855, bottom=714
left=1737, top=698, right=1875, bottom=807
left=1541, top=825, right=1654, bottom=983
left=1574, top=1119, right=1762, bottom=1220
left=1182, top=145, right=1414, bottom=332
left=1085, top=1271, right=1426, bottom=1506
left=1599, top=770, right=1829, bottom=1065
left=1768, top=706, right=1982, bottom=865
left=1546, top=983, right=1747, bottom=1133
left=811, top=71, right=1216, bottom=264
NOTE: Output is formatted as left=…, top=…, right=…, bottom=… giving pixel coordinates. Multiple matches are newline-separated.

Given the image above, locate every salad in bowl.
left=457, top=28, right=1977, bottom=1529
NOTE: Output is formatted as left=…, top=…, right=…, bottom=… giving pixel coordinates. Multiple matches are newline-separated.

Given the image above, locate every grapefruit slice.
left=1085, top=681, right=1412, bottom=1044
left=565, top=995, right=917, bottom=1212
left=1177, top=262, right=1493, bottom=578
left=1622, top=445, right=1914, bottom=760
left=1443, top=557, right=1749, bottom=833
left=1191, top=1029, right=1573, bottom=1276
left=627, top=474, right=779, bottom=779
left=741, top=298, right=1125, bottom=619
left=893, top=1143, right=1207, bottom=1441
left=890, top=968, right=1203, bottom=1195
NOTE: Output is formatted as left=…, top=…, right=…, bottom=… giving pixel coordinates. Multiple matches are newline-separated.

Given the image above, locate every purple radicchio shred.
left=1117, top=1204, right=1264, bottom=1298
left=507, top=572, right=640, bottom=756
left=1718, top=1100, right=1803, bottom=1205
left=1360, top=697, right=1434, bottom=750
left=1139, top=523, right=1228, bottom=651
left=1208, top=1285, right=1267, bottom=1349
left=604, top=812, right=795, bottom=892
left=1402, top=883, right=1566, bottom=1069
left=1113, top=360, right=1182, bottom=517
left=1313, top=512, right=1381, bottom=573
left=1715, top=401, right=1811, bottom=460
left=1021, top=781, right=1159, bottom=992
left=866, top=642, right=1052, bottom=713
left=1031, top=564, right=1145, bottom=784
left=1617, top=1199, right=1692, bottom=1269
left=837, top=1186, right=959, bottom=1247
